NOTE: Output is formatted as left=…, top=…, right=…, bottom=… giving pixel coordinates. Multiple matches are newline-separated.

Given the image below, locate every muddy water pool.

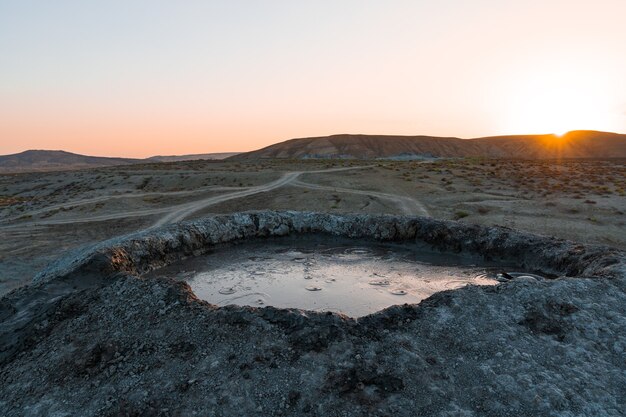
left=146, top=236, right=537, bottom=317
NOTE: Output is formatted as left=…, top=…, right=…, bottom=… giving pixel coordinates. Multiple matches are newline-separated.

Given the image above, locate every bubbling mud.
left=145, top=236, right=542, bottom=317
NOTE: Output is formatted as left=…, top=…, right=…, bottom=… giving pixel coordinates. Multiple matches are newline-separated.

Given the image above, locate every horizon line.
left=1, top=129, right=623, bottom=159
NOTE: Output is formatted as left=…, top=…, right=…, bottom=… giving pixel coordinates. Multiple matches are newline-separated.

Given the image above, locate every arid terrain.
left=1, top=158, right=625, bottom=416
left=0, top=150, right=240, bottom=173
left=232, top=131, right=626, bottom=160
left=1, top=211, right=624, bottom=416
left=4, top=1, right=626, bottom=414
left=1, top=157, right=624, bottom=295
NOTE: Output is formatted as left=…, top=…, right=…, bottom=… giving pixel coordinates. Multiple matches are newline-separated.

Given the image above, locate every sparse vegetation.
left=137, top=176, right=153, bottom=190
left=0, top=196, right=27, bottom=206
left=453, top=210, right=469, bottom=220
left=1, top=157, right=625, bottom=296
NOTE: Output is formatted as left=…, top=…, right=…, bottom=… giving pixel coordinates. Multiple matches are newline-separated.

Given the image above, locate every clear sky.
left=1, top=1, right=625, bottom=157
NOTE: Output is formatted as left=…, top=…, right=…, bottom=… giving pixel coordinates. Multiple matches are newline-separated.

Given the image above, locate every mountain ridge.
left=230, top=130, right=626, bottom=160
left=3, top=130, right=625, bottom=173
left=0, top=150, right=239, bottom=173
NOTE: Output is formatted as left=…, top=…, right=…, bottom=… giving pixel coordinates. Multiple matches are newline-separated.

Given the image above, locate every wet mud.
left=146, top=236, right=513, bottom=316
left=1, top=211, right=625, bottom=416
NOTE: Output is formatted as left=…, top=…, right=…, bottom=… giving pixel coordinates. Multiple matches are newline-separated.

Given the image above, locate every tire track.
left=291, top=180, right=430, bottom=216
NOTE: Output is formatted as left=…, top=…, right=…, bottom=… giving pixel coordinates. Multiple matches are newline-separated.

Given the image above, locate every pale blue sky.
left=1, top=1, right=625, bottom=156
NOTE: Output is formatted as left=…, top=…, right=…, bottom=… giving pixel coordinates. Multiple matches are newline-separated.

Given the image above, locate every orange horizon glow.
left=1, top=1, right=625, bottom=158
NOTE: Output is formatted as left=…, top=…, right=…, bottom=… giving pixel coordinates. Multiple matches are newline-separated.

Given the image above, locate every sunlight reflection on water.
left=146, top=237, right=536, bottom=317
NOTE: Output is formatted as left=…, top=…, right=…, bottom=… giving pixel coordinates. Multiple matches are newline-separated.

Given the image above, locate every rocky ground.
left=1, top=212, right=625, bottom=416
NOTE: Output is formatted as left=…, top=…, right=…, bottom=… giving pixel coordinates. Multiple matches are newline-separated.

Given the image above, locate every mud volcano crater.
left=144, top=235, right=542, bottom=317
left=2, top=211, right=626, bottom=416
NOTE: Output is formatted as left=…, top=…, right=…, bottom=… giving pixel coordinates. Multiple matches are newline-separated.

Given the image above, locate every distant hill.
left=3, top=131, right=624, bottom=173
left=230, top=131, right=626, bottom=160
left=146, top=152, right=240, bottom=162
left=0, top=150, right=140, bottom=173
left=0, top=150, right=240, bottom=173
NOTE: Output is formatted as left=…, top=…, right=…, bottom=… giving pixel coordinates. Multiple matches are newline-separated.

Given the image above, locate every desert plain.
left=1, top=157, right=626, bottom=416
left=1, top=157, right=624, bottom=295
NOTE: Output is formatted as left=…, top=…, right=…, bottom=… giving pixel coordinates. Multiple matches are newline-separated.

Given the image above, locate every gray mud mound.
left=1, top=211, right=625, bottom=416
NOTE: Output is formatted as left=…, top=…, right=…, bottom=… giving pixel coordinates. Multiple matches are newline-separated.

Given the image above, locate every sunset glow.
left=495, top=61, right=623, bottom=137
left=1, top=1, right=626, bottom=157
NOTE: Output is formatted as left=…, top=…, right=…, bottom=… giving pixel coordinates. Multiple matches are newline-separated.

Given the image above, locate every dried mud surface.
left=1, top=211, right=625, bottom=416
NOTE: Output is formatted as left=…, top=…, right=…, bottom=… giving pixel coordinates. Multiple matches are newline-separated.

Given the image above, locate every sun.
left=496, top=64, right=621, bottom=135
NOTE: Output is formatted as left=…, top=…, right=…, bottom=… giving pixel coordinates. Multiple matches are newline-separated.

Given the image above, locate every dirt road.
left=1, top=165, right=430, bottom=230
left=292, top=179, right=430, bottom=216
